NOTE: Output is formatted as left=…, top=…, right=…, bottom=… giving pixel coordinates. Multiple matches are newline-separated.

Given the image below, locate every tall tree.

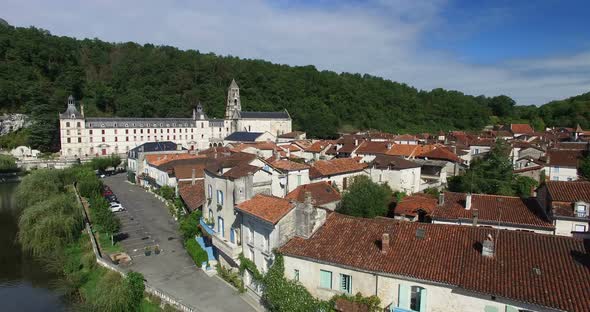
left=338, top=175, right=392, bottom=218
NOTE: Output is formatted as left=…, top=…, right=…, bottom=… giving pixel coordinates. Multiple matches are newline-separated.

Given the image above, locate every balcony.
left=211, top=233, right=242, bottom=260
left=199, top=217, right=216, bottom=236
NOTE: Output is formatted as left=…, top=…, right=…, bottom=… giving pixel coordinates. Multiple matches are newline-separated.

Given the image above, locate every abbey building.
left=59, top=80, right=291, bottom=158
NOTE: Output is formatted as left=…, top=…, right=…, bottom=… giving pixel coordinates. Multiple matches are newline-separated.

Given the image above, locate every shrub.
left=185, top=238, right=208, bottom=267
left=339, top=175, right=392, bottom=218
left=158, top=185, right=175, bottom=201
left=216, top=264, right=244, bottom=293
left=0, top=154, right=18, bottom=173
left=89, top=196, right=120, bottom=234
left=330, top=293, right=381, bottom=312
left=126, top=271, right=145, bottom=311
left=179, top=211, right=202, bottom=240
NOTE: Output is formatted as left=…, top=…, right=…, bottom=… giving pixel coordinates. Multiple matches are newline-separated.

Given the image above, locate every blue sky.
left=1, top=0, right=589, bottom=105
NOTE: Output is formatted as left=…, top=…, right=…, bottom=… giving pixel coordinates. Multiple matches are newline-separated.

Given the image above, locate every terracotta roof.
left=510, top=124, right=534, bottom=134
left=268, top=159, right=310, bottom=171
left=231, top=142, right=277, bottom=152
left=547, top=149, right=582, bottom=167
left=222, top=163, right=261, bottom=179
left=309, top=158, right=368, bottom=179
left=145, top=153, right=201, bottom=167
left=355, top=141, right=390, bottom=155
left=205, top=152, right=256, bottom=173
left=431, top=192, right=553, bottom=229
left=417, top=146, right=462, bottom=163
left=285, top=181, right=341, bottom=206
left=178, top=180, right=205, bottom=211
left=555, top=142, right=590, bottom=150
left=304, top=140, right=333, bottom=153
left=370, top=155, right=421, bottom=170
left=172, top=160, right=208, bottom=179
left=236, top=194, right=295, bottom=224
left=393, top=134, right=417, bottom=141
left=546, top=181, right=590, bottom=203
left=394, top=193, right=437, bottom=217
left=280, top=213, right=590, bottom=312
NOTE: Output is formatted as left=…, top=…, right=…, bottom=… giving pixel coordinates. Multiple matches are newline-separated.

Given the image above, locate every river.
left=0, top=182, right=68, bottom=312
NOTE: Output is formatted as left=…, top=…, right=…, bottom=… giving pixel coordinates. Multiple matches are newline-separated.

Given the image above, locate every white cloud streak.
left=1, top=0, right=588, bottom=105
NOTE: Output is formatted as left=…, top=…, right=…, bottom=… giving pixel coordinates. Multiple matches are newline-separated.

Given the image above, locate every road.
left=103, top=174, right=259, bottom=312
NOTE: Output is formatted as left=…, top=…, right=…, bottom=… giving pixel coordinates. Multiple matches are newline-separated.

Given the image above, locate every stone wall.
left=0, top=113, right=29, bottom=136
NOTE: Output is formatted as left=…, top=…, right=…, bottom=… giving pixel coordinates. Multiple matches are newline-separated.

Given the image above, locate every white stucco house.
left=537, top=181, right=590, bottom=236
left=366, top=155, right=422, bottom=194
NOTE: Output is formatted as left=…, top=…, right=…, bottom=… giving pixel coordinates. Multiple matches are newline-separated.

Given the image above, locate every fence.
left=73, top=184, right=198, bottom=312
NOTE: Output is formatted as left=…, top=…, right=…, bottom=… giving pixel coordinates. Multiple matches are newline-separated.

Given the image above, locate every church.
left=59, top=80, right=292, bottom=158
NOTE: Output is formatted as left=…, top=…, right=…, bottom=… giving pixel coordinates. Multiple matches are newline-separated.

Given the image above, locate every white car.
left=110, top=203, right=125, bottom=212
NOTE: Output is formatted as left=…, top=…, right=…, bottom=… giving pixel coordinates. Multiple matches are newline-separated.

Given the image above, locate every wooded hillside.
left=0, top=24, right=588, bottom=151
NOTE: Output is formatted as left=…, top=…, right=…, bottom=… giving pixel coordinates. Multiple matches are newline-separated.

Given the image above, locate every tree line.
left=0, top=24, right=588, bottom=152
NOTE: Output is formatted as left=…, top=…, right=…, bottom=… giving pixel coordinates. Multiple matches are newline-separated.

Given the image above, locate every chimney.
left=192, top=108, right=196, bottom=120
left=191, top=168, right=196, bottom=185
left=275, top=150, right=280, bottom=161
left=438, top=192, right=445, bottom=206
left=416, top=228, right=426, bottom=240
left=482, top=234, right=494, bottom=257
left=354, top=139, right=359, bottom=146
left=472, top=209, right=478, bottom=226
left=387, top=142, right=393, bottom=150
left=81, top=104, right=85, bottom=117
left=381, top=233, right=390, bottom=254
left=465, top=193, right=472, bottom=210
left=177, top=144, right=182, bottom=151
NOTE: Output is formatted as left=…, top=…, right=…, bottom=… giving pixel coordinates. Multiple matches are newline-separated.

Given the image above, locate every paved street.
left=103, top=174, right=258, bottom=312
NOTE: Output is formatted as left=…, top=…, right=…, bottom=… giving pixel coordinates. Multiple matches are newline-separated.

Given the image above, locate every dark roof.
left=285, top=181, right=341, bottom=206
left=60, top=98, right=83, bottom=119
left=224, top=132, right=264, bottom=142
left=417, top=146, right=462, bottom=163
left=371, top=155, right=421, bottom=170
left=432, top=192, right=553, bottom=229
left=222, top=164, right=260, bottom=179
left=278, top=131, right=305, bottom=138
left=355, top=141, right=390, bottom=154
left=205, top=152, right=257, bottom=177
left=546, top=181, right=590, bottom=203
left=547, top=149, right=582, bottom=167
left=128, top=141, right=180, bottom=159
left=85, top=117, right=194, bottom=129
left=239, top=111, right=290, bottom=119
left=280, top=213, right=590, bottom=312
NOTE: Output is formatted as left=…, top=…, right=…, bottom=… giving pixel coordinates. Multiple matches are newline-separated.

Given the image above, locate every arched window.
left=66, top=122, right=70, bottom=127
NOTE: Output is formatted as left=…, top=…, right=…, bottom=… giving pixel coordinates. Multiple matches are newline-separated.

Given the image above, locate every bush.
left=158, top=185, right=175, bottom=201
left=0, top=154, right=18, bottom=173
left=126, top=272, right=145, bottom=311
left=338, top=175, right=392, bottom=218
left=179, top=211, right=202, bottom=240
left=90, top=154, right=121, bottom=172
left=0, top=129, right=30, bottom=150
left=89, top=196, right=120, bottom=234
left=330, top=293, right=381, bottom=312
left=216, top=264, right=244, bottom=293
left=185, top=238, right=208, bottom=267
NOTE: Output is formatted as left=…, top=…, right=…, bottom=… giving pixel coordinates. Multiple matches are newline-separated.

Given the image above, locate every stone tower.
left=224, top=79, right=241, bottom=119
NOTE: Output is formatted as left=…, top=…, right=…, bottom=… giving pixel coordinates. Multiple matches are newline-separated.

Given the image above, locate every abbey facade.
left=59, top=80, right=291, bottom=158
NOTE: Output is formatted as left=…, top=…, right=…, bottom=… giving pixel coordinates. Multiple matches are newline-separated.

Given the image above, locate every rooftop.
left=547, top=149, right=582, bottom=167
left=431, top=192, right=553, bottom=229
left=238, top=111, right=290, bottom=119
left=285, top=181, right=341, bottom=206
left=546, top=181, right=590, bottom=203
left=510, top=123, right=535, bottom=134
left=268, top=159, right=310, bottom=172
left=225, top=131, right=265, bottom=142
left=309, top=158, right=368, bottom=179
left=393, top=193, right=437, bottom=217
left=236, top=194, right=295, bottom=224
left=145, top=153, right=201, bottom=167
left=370, top=155, right=421, bottom=170
left=178, top=180, right=205, bottom=211
left=280, top=213, right=590, bottom=312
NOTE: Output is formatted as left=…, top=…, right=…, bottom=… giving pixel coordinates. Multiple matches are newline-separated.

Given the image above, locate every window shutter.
left=398, top=284, right=410, bottom=309
left=320, top=270, right=332, bottom=289
left=419, top=288, right=427, bottom=312
left=484, top=305, right=499, bottom=312
left=505, top=306, right=518, bottom=312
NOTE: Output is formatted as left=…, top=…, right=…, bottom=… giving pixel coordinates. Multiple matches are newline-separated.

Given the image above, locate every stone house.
left=366, top=155, right=422, bottom=194
left=279, top=213, right=590, bottom=312
left=536, top=181, right=590, bottom=236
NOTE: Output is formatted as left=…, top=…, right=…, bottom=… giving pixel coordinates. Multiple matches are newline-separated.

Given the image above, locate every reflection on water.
left=0, top=182, right=66, bottom=312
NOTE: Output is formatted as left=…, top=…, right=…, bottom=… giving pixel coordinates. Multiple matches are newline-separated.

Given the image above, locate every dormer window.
left=101, top=124, right=105, bottom=128
left=71, top=114, right=76, bottom=118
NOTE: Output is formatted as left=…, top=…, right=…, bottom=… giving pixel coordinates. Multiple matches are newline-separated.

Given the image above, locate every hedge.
left=185, top=238, right=208, bottom=266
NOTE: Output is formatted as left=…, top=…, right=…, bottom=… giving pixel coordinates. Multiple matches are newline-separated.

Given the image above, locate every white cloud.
left=1, top=0, right=588, bottom=105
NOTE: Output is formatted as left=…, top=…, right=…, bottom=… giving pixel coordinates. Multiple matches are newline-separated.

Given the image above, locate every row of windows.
left=318, top=270, right=352, bottom=294
left=65, top=134, right=205, bottom=144
left=66, top=122, right=216, bottom=130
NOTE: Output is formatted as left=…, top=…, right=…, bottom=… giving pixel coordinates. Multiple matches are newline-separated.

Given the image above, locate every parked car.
left=105, top=195, right=118, bottom=202
left=102, top=190, right=113, bottom=197
left=110, top=203, right=125, bottom=212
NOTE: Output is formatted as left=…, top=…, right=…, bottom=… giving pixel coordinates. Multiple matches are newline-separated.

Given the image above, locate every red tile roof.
left=285, top=181, right=341, bottom=206
left=431, top=192, right=553, bottom=229
left=309, top=158, right=368, bottom=179
left=178, top=180, right=205, bottom=211
left=546, top=181, right=590, bottom=203
left=236, top=194, right=295, bottom=224
left=355, top=141, right=390, bottom=155
left=304, top=140, right=334, bottom=153
left=146, top=153, right=201, bottom=167
left=394, top=193, right=437, bottom=217
left=268, top=159, right=310, bottom=172
left=547, top=149, right=582, bottom=167
left=280, top=213, right=590, bottom=312
left=417, top=146, right=462, bottom=163
left=510, top=124, right=534, bottom=134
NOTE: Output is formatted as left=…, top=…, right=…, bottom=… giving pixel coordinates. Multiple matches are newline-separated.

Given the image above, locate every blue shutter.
left=398, top=284, right=410, bottom=309
left=419, top=288, right=427, bottom=312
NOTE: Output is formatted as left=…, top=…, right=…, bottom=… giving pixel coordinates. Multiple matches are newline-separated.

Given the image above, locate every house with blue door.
left=279, top=213, right=590, bottom=312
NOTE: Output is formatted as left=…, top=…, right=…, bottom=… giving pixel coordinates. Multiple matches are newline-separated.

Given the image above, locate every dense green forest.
left=0, top=23, right=588, bottom=151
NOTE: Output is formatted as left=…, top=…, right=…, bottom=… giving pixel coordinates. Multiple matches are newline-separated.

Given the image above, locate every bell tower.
left=225, top=79, right=241, bottom=119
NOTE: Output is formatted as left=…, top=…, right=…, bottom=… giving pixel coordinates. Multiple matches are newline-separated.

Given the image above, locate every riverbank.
left=14, top=166, right=166, bottom=311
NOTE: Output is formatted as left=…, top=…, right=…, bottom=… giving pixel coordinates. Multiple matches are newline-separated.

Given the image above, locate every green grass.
left=96, top=231, right=123, bottom=254
left=185, top=238, right=208, bottom=266
left=141, top=298, right=163, bottom=312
